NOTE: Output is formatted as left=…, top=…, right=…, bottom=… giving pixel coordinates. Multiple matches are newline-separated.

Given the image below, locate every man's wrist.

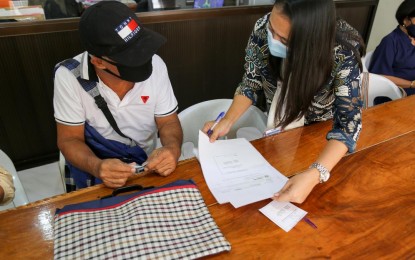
left=163, top=144, right=181, bottom=160
left=90, top=159, right=103, bottom=178
left=410, top=80, right=415, bottom=88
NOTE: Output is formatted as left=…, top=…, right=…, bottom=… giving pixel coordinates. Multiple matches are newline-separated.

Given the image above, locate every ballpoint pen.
left=207, top=111, right=225, bottom=136
left=263, top=127, right=282, bottom=137
left=303, top=217, right=318, bottom=229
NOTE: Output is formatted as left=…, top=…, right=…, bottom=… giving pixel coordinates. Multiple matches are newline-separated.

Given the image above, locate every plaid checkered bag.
left=53, top=180, right=231, bottom=259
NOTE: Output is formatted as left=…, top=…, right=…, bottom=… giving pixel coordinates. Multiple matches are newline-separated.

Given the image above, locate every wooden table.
left=1, top=96, right=415, bottom=259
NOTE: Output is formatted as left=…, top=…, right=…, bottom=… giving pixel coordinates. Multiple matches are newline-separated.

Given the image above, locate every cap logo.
left=115, top=17, right=141, bottom=43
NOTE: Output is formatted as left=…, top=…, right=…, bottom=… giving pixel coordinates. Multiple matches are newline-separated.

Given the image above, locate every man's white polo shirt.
left=53, top=52, right=178, bottom=155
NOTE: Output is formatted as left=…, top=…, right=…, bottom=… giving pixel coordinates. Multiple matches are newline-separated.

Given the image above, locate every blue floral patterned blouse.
left=235, top=13, right=363, bottom=153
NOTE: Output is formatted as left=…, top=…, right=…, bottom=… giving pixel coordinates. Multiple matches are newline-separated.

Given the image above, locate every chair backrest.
left=0, top=150, right=29, bottom=211
left=178, top=99, right=267, bottom=159
left=365, top=73, right=403, bottom=107
left=362, top=50, right=374, bottom=72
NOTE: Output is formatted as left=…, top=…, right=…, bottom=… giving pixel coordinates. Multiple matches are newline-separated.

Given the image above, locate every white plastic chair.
left=364, top=73, right=403, bottom=107
left=361, top=50, right=373, bottom=72
left=58, top=152, right=67, bottom=192
left=0, top=149, right=29, bottom=211
left=178, top=99, right=267, bottom=160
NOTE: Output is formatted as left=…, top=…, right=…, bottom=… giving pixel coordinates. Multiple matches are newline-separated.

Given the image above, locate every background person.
left=369, top=0, right=415, bottom=96
left=203, top=0, right=365, bottom=204
left=54, top=1, right=182, bottom=190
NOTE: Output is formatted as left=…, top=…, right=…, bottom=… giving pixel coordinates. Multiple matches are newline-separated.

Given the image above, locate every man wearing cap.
left=53, top=1, right=182, bottom=190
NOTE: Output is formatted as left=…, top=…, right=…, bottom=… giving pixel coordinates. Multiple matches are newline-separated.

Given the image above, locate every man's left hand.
left=145, top=146, right=180, bottom=176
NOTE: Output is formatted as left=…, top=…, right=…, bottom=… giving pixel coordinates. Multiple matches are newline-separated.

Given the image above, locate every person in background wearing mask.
left=53, top=1, right=182, bottom=190
left=203, top=0, right=365, bottom=204
left=369, top=0, right=415, bottom=96
left=0, top=166, right=15, bottom=205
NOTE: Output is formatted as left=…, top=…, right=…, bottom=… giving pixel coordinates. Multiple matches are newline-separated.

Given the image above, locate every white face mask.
left=267, top=27, right=288, bottom=58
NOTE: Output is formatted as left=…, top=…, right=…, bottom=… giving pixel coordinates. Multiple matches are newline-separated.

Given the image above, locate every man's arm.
left=0, top=185, right=4, bottom=203
left=145, top=113, right=183, bottom=176
left=57, top=123, right=134, bottom=188
left=0, top=166, right=14, bottom=205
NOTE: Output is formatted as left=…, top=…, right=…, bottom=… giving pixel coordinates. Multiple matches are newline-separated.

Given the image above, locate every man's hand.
left=94, top=159, right=135, bottom=188
left=145, top=146, right=180, bottom=176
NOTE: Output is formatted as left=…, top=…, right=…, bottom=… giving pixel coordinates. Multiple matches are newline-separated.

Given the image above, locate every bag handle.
left=100, top=184, right=154, bottom=199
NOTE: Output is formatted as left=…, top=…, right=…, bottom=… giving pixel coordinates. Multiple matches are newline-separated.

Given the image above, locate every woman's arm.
left=203, top=15, right=270, bottom=141
left=273, top=140, right=347, bottom=203
left=274, top=43, right=362, bottom=203
left=202, top=95, right=253, bottom=142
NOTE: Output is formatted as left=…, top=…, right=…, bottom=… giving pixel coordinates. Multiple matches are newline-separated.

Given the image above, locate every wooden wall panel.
left=0, top=32, right=83, bottom=168
left=146, top=15, right=262, bottom=110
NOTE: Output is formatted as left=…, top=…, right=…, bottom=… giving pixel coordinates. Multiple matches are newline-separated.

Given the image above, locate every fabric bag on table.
left=53, top=179, right=231, bottom=260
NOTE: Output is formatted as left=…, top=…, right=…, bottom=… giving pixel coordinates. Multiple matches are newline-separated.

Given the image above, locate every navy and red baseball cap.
left=79, top=1, right=166, bottom=67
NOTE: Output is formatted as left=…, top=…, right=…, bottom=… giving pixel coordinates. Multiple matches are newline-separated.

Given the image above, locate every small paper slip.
left=259, top=201, right=307, bottom=232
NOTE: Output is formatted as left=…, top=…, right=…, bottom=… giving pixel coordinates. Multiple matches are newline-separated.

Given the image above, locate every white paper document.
left=259, top=201, right=307, bottom=232
left=198, top=130, right=288, bottom=208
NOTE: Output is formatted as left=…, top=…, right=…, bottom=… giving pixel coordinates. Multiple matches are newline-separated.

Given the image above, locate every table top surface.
left=1, top=96, right=414, bottom=259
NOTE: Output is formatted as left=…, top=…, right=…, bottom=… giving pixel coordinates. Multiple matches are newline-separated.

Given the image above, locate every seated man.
left=0, top=166, right=15, bottom=205
left=369, top=0, right=415, bottom=96
left=53, top=1, right=182, bottom=190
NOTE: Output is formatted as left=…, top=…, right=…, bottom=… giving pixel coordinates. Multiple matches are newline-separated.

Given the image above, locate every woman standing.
left=203, top=0, right=365, bottom=203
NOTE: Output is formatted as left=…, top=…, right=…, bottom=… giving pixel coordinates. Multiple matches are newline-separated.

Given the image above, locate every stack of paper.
left=198, top=130, right=288, bottom=208
left=198, top=130, right=309, bottom=232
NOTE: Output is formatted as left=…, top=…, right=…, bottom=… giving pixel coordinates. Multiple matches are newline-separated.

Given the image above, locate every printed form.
left=259, top=201, right=307, bottom=232
left=198, top=131, right=308, bottom=231
left=198, top=130, right=288, bottom=208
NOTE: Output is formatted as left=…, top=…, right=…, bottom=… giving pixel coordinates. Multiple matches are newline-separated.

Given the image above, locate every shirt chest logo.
left=141, top=96, right=150, bottom=104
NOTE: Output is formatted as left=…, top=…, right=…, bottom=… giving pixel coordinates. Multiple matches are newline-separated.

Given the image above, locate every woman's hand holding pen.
left=202, top=117, right=232, bottom=142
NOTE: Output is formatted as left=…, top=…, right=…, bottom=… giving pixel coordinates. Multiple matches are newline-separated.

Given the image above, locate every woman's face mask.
left=102, top=58, right=153, bottom=83
left=267, top=27, right=288, bottom=58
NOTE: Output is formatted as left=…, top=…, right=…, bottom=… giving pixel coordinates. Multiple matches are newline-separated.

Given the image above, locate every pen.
left=207, top=111, right=225, bottom=136
left=134, top=161, right=148, bottom=174
left=263, top=127, right=282, bottom=137
left=303, top=217, right=318, bottom=229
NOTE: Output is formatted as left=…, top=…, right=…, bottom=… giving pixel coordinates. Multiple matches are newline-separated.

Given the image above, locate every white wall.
left=366, top=0, right=403, bottom=52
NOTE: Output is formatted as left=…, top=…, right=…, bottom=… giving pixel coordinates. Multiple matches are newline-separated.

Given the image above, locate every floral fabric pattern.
left=235, top=13, right=363, bottom=152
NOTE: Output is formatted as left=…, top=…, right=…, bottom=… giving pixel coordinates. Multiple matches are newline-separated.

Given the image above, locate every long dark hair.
left=270, top=0, right=364, bottom=128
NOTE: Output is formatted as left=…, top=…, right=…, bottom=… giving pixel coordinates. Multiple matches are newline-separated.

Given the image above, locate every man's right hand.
left=94, top=159, right=135, bottom=188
